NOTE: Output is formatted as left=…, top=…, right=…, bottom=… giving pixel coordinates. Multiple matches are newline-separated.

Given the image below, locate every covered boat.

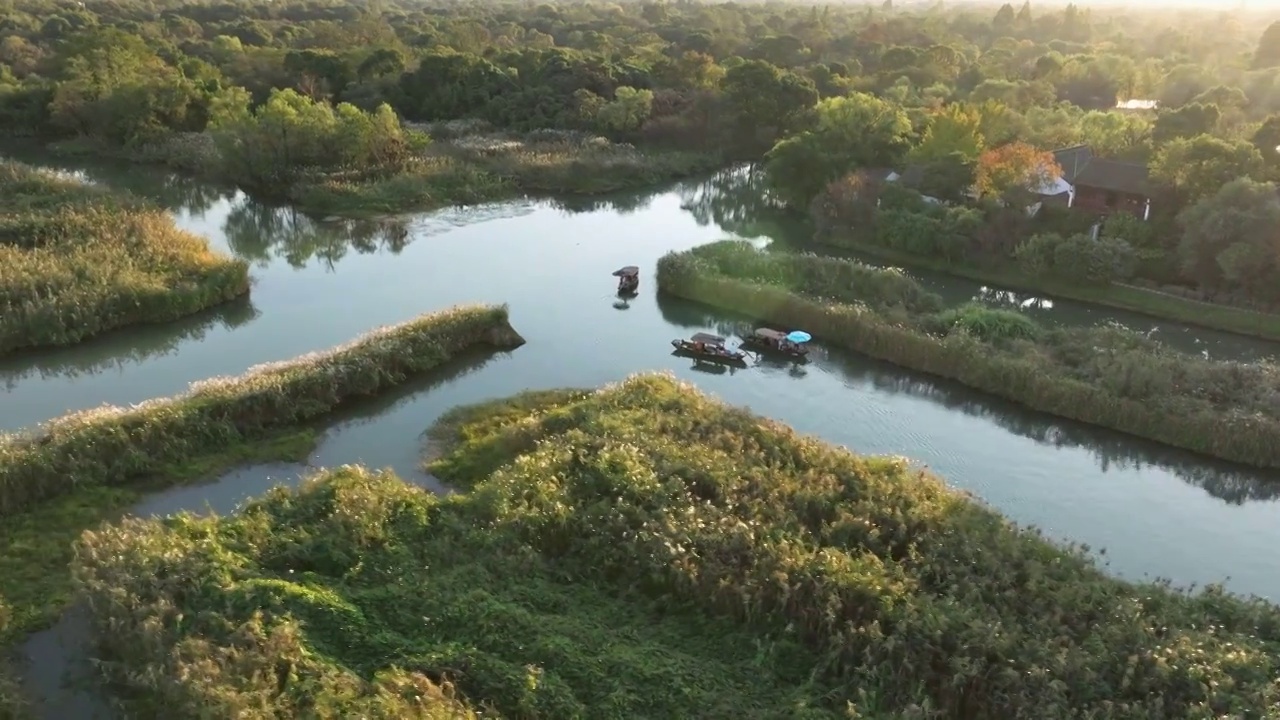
left=612, top=265, right=640, bottom=294
left=671, top=332, right=748, bottom=366
left=741, top=327, right=810, bottom=360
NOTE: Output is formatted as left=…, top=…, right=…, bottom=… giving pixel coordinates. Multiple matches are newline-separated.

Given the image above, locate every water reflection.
left=677, top=164, right=788, bottom=237
left=221, top=200, right=412, bottom=269
left=655, top=292, right=1280, bottom=504
left=975, top=286, right=1055, bottom=311
left=0, top=297, right=259, bottom=390
left=0, top=146, right=235, bottom=215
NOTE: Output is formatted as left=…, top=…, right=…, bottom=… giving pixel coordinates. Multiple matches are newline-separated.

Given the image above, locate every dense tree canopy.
left=1, top=0, right=1279, bottom=306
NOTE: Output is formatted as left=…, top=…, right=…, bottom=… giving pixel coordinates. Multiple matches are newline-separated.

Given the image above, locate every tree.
left=1251, top=115, right=1280, bottom=169
left=211, top=88, right=425, bottom=189
left=765, top=93, right=911, bottom=208
left=1177, top=178, right=1280, bottom=298
left=721, top=59, right=818, bottom=154
left=993, top=4, right=1015, bottom=32
left=1150, top=135, right=1263, bottom=203
left=908, top=103, right=985, bottom=164
left=1253, top=21, right=1280, bottom=70
left=974, top=142, right=1061, bottom=202
left=1079, top=111, right=1151, bottom=161
left=1016, top=1, right=1032, bottom=25
left=1152, top=103, right=1219, bottom=145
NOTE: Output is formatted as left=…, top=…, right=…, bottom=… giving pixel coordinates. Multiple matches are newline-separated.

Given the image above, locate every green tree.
left=1150, top=135, right=1263, bottom=203
left=908, top=103, right=985, bottom=164
left=212, top=88, right=425, bottom=189
left=721, top=59, right=818, bottom=154
left=1177, top=178, right=1280, bottom=298
left=1079, top=111, right=1150, bottom=160
left=765, top=93, right=911, bottom=209
left=1151, top=103, right=1219, bottom=145
left=1252, top=21, right=1280, bottom=70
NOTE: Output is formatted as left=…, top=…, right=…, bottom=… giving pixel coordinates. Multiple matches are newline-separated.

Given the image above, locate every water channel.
left=6, top=153, right=1280, bottom=716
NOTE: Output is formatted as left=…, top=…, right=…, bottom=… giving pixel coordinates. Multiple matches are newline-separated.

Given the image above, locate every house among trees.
left=1044, top=145, right=1153, bottom=220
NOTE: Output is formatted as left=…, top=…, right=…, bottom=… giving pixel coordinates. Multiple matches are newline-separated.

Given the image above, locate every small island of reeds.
left=657, top=241, right=1280, bottom=469
left=71, top=374, right=1280, bottom=719
left=0, top=161, right=250, bottom=355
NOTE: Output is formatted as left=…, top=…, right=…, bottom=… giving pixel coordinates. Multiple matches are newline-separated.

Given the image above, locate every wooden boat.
left=741, top=327, right=809, bottom=360
left=670, top=332, right=748, bottom=366
left=613, top=265, right=639, bottom=294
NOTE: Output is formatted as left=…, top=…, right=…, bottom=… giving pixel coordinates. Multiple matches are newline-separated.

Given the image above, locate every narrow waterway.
left=8, top=152, right=1280, bottom=717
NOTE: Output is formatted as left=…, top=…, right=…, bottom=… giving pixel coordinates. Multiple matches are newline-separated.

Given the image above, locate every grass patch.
left=421, top=388, right=591, bottom=471
left=823, top=234, right=1280, bottom=342
left=0, top=429, right=314, bottom=720
left=0, top=160, right=250, bottom=355
left=73, top=375, right=1280, bottom=718
left=292, top=127, right=721, bottom=217
left=0, top=304, right=524, bottom=519
left=659, top=240, right=1280, bottom=469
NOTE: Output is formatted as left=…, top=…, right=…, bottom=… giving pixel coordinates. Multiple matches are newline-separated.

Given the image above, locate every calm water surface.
left=3, top=153, right=1279, bottom=602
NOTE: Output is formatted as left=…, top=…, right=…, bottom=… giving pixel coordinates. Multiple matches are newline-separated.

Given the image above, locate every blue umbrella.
left=786, top=330, right=812, bottom=344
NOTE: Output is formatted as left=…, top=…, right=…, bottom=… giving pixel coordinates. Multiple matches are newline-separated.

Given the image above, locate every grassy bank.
left=0, top=304, right=523, bottom=717
left=0, top=303, right=522, bottom=520
left=51, top=126, right=721, bottom=219
left=71, top=375, right=1280, bottom=718
left=0, top=161, right=250, bottom=355
left=658, top=241, right=1280, bottom=469
left=817, top=233, right=1280, bottom=342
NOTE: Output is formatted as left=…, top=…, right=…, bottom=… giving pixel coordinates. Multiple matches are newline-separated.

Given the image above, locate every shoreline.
left=40, top=133, right=727, bottom=221
left=810, top=233, right=1280, bottom=345
left=656, top=244, right=1280, bottom=470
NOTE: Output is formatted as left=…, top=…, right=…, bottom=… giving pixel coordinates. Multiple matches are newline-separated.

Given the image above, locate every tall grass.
left=0, top=304, right=523, bottom=519
left=71, top=376, right=1280, bottom=718
left=658, top=241, right=1280, bottom=469
left=0, top=161, right=249, bottom=354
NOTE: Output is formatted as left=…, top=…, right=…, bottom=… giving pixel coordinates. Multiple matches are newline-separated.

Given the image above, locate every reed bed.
left=658, top=241, right=1280, bottom=468
left=0, top=161, right=250, bottom=354
left=72, top=376, right=1280, bottom=718
left=0, top=304, right=523, bottom=519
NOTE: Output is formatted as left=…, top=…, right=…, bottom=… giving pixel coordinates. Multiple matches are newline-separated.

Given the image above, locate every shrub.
left=1015, top=232, right=1136, bottom=284
left=0, top=161, right=250, bottom=354
left=931, top=302, right=1041, bottom=344
left=73, top=378, right=1280, bottom=718
left=658, top=241, right=1280, bottom=468
left=0, top=304, right=524, bottom=518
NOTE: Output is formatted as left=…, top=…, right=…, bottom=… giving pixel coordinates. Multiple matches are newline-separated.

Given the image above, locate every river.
left=6, top=153, right=1280, bottom=716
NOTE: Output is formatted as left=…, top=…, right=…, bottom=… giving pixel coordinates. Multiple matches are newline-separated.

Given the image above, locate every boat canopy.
left=690, top=332, right=726, bottom=345
left=612, top=266, right=640, bottom=277
left=754, top=328, right=786, bottom=340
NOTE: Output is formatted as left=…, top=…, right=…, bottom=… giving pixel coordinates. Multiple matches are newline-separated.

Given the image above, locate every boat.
left=613, top=265, right=639, bottom=295
left=741, top=327, right=810, bottom=360
left=670, top=332, right=748, bottom=366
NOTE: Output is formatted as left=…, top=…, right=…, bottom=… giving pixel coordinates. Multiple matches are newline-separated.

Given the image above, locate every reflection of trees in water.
left=655, top=292, right=1280, bottom=505
left=0, top=296, right=259, bottom=390
left=676, top=164, right=792, bottom=238
left=222, top=200, right=411, bottom=270
left=1, top=150, right=234, bottom=215
left=548, top=191, right=655, bottom=215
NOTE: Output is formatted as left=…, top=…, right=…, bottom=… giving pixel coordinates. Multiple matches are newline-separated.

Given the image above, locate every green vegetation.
left=813, top=231, right=1280, bottom=342
left=72, top=376, right=1280, bottom=718
left=289, top=123, right=719, bottom=217
left=0, top=304, right=524, bottom=717
left=658, top=241, right=1280, bottom=469
left=0, top=303, right=522, bottom=520
left=0, top=160, right=249, bottom=355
